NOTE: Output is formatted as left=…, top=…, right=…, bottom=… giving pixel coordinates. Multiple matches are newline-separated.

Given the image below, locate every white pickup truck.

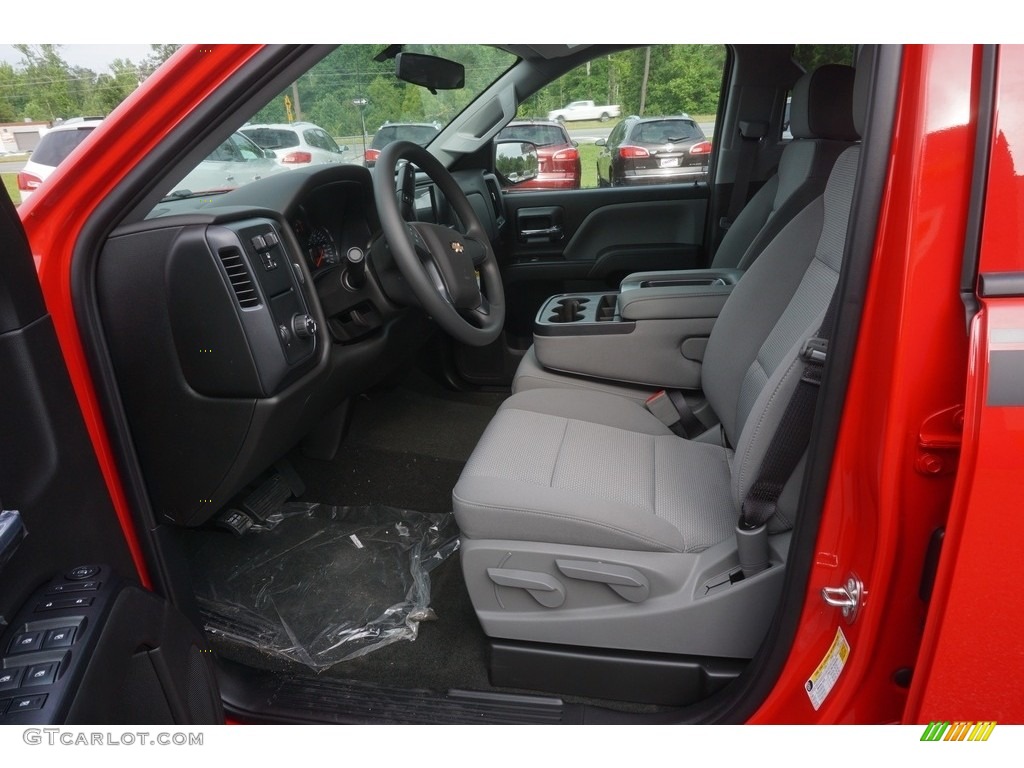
left=546, top=100, right=621, bottom=122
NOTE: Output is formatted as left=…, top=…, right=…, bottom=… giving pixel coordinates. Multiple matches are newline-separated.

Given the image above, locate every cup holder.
left=548, top=297, right=590, bottom=323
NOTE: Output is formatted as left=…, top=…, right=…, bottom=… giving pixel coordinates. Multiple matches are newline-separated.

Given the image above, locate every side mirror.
left=494, top=140, right=539, bottom=187
left=595, top=138, right=607, bottom=147
left=263, top=149, right=277, bottom=159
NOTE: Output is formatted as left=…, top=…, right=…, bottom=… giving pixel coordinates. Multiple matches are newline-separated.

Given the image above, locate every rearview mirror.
left=494, top=140, right=539, bottom=187
left=396, top=53, right=465, bottom=93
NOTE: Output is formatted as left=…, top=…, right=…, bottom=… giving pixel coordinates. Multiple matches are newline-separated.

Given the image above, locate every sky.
left=0, top=44, right=155, bottom=72
left=0, top=3, right=1002, bottom=71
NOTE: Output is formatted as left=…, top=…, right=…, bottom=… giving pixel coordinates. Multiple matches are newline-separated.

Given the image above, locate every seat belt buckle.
left=644, top=390, right=681, bottom=428
left=800, top=336, right=828, bottom=364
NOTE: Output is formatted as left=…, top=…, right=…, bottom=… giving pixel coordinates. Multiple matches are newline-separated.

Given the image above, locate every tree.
left=14, top=44, right=80, bottom=121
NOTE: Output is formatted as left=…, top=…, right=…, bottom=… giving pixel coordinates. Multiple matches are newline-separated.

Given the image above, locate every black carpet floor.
left=187, top=369, right=504, bottom=692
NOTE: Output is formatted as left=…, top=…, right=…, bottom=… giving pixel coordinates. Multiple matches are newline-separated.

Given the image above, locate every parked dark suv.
left=495, top=120, right=581, bottom=190
left=364, top=122, right=440, bottom=167
left=595, top=115, right=711, bottom=186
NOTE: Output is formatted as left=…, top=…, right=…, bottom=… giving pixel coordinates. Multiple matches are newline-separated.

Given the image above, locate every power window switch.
left=0, top=667, right=24, bottom=691
left=47, top=581, right=100, bottom=595
left=6, top=693, right=46, bottom=714
left=43, top=627, right=76, bottom=649
left=9, top=631, right=43, bottom=654
left=36, top=595, right=93, bottom=612
left=23, top=662, right=58, bottom=687
left=0, top=698, right=10, bottom=716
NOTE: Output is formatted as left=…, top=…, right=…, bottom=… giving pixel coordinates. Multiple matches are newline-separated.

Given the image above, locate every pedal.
left=213, top=508, right=254, bottom=537
left=241, top=470, right=300, bottom=522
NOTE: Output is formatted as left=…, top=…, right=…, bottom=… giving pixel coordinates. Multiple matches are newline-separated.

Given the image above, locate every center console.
left=532, top=269, right=742, bottom=390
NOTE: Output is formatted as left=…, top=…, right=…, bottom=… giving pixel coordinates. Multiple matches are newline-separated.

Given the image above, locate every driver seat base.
left=460, top=533, right=789, bottom=659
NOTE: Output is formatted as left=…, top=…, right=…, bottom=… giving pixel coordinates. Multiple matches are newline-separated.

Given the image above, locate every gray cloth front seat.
left=452, top=52, right=872, bottom=658
left=511, top=63, right=857, bottom=402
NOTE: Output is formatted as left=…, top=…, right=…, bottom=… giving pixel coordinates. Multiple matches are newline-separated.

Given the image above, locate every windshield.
left=160, top=44, right=517, bottom=202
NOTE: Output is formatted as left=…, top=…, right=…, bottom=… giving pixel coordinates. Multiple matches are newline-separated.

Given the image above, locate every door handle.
left=520, top=225, right=563, bottom=241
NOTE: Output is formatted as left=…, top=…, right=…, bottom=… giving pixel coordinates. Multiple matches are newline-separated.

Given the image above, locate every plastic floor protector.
left=190, top=503, right=459, bottom=670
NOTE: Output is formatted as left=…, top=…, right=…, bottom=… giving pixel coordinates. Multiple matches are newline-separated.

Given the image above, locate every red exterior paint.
left=904, top=45, right=1024, bottom=723
left=751, top=45, right=980, bottom=723
left=20, top=45, right=267, bottom=587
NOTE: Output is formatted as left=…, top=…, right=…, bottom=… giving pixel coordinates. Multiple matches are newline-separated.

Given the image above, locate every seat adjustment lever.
left=555, top=559, right=650, bottom=603
left=487, top=568, right=566, bottom=608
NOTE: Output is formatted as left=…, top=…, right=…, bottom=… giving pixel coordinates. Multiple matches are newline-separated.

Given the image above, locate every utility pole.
left=640, top=47, right=651, bottom=116
left=291, top=82, right=302, bottom=121
left=352, top=98, right=368, bottom=162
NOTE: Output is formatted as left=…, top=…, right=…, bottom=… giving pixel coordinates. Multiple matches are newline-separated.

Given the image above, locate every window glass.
left=496, top=124, right=571, bottom=147
left=792, top=44, right=856, bottom=72
left=32, top=128, right=94, bottom=166
left=157, top=44, right=516, bottom=204
left=241, top=128, right=299, bottom=149
left=783, top=45, right=857, bottom=139
left=516, top=45, right=725, bottom=189
left=303, top=128, right=341, bottom=152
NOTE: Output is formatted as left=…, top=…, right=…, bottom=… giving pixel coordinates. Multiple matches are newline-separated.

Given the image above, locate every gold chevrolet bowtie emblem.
left=450, top=241, right=464, bottom=253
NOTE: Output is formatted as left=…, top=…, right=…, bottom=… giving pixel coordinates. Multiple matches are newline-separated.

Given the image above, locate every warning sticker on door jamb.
left=805, top=627, right=851, bottom=711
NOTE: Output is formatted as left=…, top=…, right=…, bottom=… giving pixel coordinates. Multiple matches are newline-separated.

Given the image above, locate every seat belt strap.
left=644, top=389, right=703, bottom=438
left=739, top=287, right=839, bottom=530
left=720, top=120, right=767, bottom=231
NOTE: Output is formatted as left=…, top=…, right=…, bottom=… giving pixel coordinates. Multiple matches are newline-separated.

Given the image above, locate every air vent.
left=218, top=247, right=260, bottom=308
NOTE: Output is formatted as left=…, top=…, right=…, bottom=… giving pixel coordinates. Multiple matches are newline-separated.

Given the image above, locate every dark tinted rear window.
left=496, top=124, right=569, bottom=147
left=371, top=125, right=438, bottom=149
left=241, top=128, right=299, bottom=149
left=32, top=127, right=94, bottom=167
left=630, top=120, right=702, bottom=144
left=303, top=128, right=341, bottom=152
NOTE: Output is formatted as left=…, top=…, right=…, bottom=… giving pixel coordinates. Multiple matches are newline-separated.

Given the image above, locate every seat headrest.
left=790, top=63, right=858, bottom=142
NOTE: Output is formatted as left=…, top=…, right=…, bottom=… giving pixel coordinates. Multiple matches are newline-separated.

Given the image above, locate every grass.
left=2, top=173, right=19, bottom=205
left=578, top=144, right=600, bottom=189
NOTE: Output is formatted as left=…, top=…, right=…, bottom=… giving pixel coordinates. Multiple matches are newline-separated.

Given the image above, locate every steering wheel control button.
left=23, top=663, right=58, bottom=688
left=9, top=631, right=44, bottom=654
left=0, top=668, right=25, bottom=691
left=65, top=565, right=100, bottom=581
left=35, top=596, right=94, bottom=612
left=47, top=581, right=99, bottom=595
left=42, top=627, right=76, bottom=649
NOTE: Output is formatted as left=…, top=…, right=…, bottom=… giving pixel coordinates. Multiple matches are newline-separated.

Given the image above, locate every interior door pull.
left=520, top=226, right=563, bottom=240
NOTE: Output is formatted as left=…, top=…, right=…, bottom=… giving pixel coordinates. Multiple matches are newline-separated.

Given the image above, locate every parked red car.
left=1, top=44, right=1021, bottom=732
left=496, top=119, right=581, bottom=190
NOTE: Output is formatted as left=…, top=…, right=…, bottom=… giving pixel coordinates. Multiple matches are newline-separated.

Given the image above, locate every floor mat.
left=190, top=503, right=459, bottom=670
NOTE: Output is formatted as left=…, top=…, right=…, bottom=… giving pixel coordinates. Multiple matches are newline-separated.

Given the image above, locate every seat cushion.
left=453, top=389, right=736, bottom=553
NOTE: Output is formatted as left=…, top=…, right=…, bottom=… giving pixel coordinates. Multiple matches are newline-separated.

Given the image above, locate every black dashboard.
left=99, top=162, right=506, bottom=528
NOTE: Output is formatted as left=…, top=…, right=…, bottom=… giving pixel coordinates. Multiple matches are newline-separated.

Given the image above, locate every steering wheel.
left=373, top=140, right=505, bottom=347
